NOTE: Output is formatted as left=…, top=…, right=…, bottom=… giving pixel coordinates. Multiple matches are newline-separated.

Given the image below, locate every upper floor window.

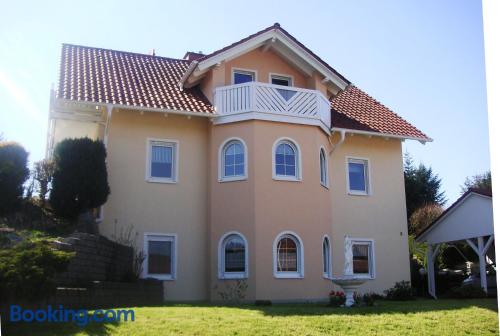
left=347, top=157, right=369, bottom=195
left=274, top=231, right=304, bottom=278
left=146, top=139, right=178, bottom=183
left=219, top=232, right=248, bottom=279
left=219, top=138, right=247, bottom=182
left=320, top=148, right=328, bottom=187
left=273, top=138, right=301, bottom=181
left=270, top=74, right=292, bottom=87
left=350, top=239, right=375, bottom=279
left=233, top=69, right=255, bottom=84
left=322, top=236, right=331, bottom=277
left=143, top=233, right=176, bottom=280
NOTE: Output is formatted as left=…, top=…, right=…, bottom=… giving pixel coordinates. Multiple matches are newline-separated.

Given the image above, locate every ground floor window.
left=144, top=233, right=176, bottom=280
left=274, top=231, right=304, bottom=278
left=350, top=239, right=375, bottom=278
left=323, top=236, right=331, bottom=277
left=219, top=232, right=248, bottom=279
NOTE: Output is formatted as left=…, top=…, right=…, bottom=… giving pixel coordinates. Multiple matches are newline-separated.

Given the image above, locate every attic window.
left=233, top=69, right=255, bottom=85
left=270, top=74, right=292, bottom=87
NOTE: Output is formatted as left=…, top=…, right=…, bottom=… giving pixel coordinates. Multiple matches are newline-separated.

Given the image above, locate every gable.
left=181, top=23, right=349, bottom=93
left=418, top=193, right=494, bottom=244
left=223, top=49, right=309, bottom=88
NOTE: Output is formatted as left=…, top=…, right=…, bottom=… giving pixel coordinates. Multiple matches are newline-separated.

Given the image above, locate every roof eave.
left=330, top=127, right=433, bottom=143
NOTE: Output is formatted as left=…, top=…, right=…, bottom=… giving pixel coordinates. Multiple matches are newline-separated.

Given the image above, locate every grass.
left=3, top=299, right=498, bottom=336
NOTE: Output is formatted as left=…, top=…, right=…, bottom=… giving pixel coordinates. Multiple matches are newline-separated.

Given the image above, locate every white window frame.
left=143, top=233, right=177, bottom=281
left=269, top=73, right=294, bottom=86
left=322, top=235, right=332, bottom=278
left=348, top=237, right=376, bottom=279
left=319, top=147, right=329, bottom=188
left=346, top=156, right=371, bottom=195
left=218, top=231, right=249, bottom=279
left=145, top=138, right=179, bottom=184
left=272, top=137, right=302, bottom=182
left=231, top=68, right=257, bottom=85
left=273, top=231, right=304, bottom=279
left=218, top=137, right=248, bottom=182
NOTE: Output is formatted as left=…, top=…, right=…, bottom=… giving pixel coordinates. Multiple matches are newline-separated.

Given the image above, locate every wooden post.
left=478, top=237, right=488, bottom=293
left=426, top=244, right=436, bottom=299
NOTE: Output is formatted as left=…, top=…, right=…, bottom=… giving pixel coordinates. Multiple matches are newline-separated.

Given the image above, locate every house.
left=416, top=189, right=494, bottom=297
left=47, top=23, right=431, bottom=302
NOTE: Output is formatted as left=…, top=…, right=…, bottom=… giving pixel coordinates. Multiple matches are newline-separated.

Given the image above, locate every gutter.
left=54, top=98, right=216, bottom=119
left=178, top=61, right=199, bottom=90
left=330, top=127, right=433, bottom=144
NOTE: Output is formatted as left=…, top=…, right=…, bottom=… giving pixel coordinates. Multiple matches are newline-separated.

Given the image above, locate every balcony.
left=214, top=82, right=331, bottom=132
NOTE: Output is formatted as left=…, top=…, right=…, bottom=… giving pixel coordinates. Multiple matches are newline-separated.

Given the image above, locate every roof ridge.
left=62, top=43, right=190, bottom=63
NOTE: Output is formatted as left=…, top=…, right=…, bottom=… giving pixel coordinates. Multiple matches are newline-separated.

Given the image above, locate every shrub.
left=0, top=240, right=74, bottom=301
left=50, top=138, right=110, bottom=220
left=362, top=292, right=379, bottom=306
left=448, top=285, right=487, bottom=299
left=329, top=290, right=346, bottom=307
left=0, top=142, right=29, bottom=215
left=409, top=203, right=443, bottom=235
left=384, top=281, right=415, bottom=301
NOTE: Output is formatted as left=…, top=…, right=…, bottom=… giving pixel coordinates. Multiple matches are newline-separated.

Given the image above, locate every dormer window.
left=270, top=74, right=292, bottom=87
left=233, top=69, right=256, bottom=84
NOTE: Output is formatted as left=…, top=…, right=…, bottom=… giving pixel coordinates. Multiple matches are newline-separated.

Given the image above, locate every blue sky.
left=0, top=0, right=489, bottom=204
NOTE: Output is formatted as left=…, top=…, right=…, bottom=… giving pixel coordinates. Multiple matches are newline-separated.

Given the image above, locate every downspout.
left=328, top=129, right=345, bottom=155
left=103, top=104, right=113, bottom=147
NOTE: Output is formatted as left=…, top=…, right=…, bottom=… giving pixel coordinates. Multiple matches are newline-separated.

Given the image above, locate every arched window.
left=273, top=139, right=300, bottom=181
left=219, top=138, right=247, bottom=181
left=274, top=232, right=304, bottom=278
left=218, top=232, right=248, bottom=279
left=322, top=236, right=331, bottom=277
left=320, top=148, right=328, bottom=187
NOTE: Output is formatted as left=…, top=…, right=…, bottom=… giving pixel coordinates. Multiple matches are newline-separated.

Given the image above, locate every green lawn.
left=4, top=299, right=498, bottom=336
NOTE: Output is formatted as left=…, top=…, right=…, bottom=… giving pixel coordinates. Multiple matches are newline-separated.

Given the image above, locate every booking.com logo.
left=5, top=305, right=135, bottom=327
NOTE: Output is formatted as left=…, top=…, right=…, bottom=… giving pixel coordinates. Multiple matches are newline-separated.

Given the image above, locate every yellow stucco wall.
left=98, top=110, right=210, bottom=301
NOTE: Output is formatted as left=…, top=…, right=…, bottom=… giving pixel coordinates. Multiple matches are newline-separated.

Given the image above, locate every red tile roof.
left=331, top=86, right=430, bottom=141
left=56, top=32, right=429, bottom=141
left=57, top=44, right=213, bottom=114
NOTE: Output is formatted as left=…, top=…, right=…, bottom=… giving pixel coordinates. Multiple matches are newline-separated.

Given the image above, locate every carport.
left=416, top=189, right=494, bottom=298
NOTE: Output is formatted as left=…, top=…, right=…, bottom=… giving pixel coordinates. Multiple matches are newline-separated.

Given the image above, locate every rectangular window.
left=347, top=158, right=369, bottom=194
left=147, top=139, right=178, bottom=183
left=144, top=234, right=176, bottom=280
left=351, top=240, right=374, bottom=278
left=270, top=74, right=292, bottom=86
left=233, top=70, right=255, bottom=84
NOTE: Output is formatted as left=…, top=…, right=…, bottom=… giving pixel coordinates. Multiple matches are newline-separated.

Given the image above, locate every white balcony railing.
left=214, top=82, right=331, bottom=129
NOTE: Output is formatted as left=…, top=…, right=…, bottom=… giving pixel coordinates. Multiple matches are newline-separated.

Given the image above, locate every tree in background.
left=0, top=142, right=29, bottom=215
left=33, top=159, right=55, bottom=207
left=408, top=203, right=444, bottom=236
left=404, top=153, right=446, bottom=220
left=49, top=138, right=110, bottom=232
left=461, top=171, right=492, bottom=194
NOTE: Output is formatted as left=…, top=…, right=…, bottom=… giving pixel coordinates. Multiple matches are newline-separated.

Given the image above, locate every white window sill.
left=274, top=272, right=304, bottom=279
left=146, top=177, right=177, bottom=184
left=321, top=183, right=329, bottom=189
left=323, top=273, right=331, bottom=279
left=218, top=273, right=248, bottom=280
left=352, top=274, right=375, bottom=279
left=273, top=176, right=301, bottom=182
left=218, top=176, right=247, bottom=183
left=348, top=190, right=369, bottom=196
left=145, top=274, right=175, bottom=281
